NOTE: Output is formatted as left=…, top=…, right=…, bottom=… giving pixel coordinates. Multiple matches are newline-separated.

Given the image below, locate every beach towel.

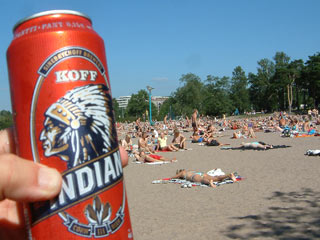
left=305, top=150, right=320, bottom=156
left=156, top=148, right=192, bottom=152
left=294, top=134, right=315, bottom=138
left=156, top=149, right=172, bottom=152
left=221, top=145, right=291, bottom=151
left=133, top=160, right=175, bottom=165
left=152, top=172, right=243, bottom=188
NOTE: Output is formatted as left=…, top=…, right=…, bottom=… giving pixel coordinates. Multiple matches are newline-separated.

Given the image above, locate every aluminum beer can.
left=7, top=10, right=133, bottom=239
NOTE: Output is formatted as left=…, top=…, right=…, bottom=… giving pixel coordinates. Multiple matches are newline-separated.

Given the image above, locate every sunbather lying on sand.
left=170, top=169, right=236, bottom=188
left=191, top=132, right=229, bottom=146
left=241, top=141, right=273, bottom=150
left=205, top=138, right=230, bottom=146
left=134, top=151, right=177, bottom=163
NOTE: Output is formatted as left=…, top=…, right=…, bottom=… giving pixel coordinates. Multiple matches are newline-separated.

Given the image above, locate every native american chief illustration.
left=40, top=84, right=116, bottom=168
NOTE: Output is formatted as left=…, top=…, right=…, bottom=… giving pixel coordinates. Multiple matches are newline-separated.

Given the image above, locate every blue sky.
left=0, top=0, right=319, bottom=110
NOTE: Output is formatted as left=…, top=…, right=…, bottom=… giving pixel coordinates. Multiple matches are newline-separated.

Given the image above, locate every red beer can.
left=7, top=10, right=133, bottom=239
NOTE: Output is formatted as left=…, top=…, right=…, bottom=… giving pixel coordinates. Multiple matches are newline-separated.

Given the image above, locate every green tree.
left=271, top=52, right=290, bottom=110
left=202, top=75, right=233, bottom=116
left=127, top=90, right=149, bottom=118
left=112, top=98, right=120, bottom=121
left=249, top=58, right=275, bottom=112
left=286, top=59, right=304, bottom=112
left=158, top=97, right=177, bottom=120
left=303, top=53, right=320, bottom=108
left=230, top=66, right=250, bottom=113
left=172, top=73, right=204, bottom=116
left=0, top=110, right=13, bottom=130
left=126, top=90, right=158, bottom=120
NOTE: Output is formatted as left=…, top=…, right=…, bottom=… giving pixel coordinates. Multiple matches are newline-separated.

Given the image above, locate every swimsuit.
left=187, top=171, right=204, bottom=181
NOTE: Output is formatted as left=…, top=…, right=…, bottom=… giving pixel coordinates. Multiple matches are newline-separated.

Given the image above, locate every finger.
left=119, top=146, right=128, bottom=167
left=0, top=128, right=15, bottom=154
left=0, top=154, right=62, bottom=202
left=0, top=200, right=26, bottom=238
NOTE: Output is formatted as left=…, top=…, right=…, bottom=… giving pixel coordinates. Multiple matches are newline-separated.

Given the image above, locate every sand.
left=122, top=130, right=320, bottom=240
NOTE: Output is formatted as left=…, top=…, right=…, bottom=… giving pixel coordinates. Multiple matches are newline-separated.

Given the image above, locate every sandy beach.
left=122, top=129, right=320, bottom=240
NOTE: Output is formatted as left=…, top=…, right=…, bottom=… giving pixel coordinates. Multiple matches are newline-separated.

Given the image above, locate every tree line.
left=0, top=110, right=13, bottom=130
left=114, top=51, right=320, bottom=121
left=1, top=51, right=319, bottom=126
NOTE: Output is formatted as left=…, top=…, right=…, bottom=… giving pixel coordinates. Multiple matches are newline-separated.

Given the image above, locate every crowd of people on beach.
left=117, top=109, right=320, bottom=187
left=0, top=108, right=319, bottom=239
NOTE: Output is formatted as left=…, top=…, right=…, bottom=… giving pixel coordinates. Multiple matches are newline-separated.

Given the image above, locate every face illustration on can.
left=39, top=83, right=114, bottom=168
left=40, top=117, right=68, bottom=159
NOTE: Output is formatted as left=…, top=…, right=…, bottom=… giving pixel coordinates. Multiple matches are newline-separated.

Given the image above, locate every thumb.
left=0, top=154, right=62, bottom=202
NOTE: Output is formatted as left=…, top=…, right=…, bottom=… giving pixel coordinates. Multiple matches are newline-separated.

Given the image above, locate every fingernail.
left=38, top=167, right=61, bottom=191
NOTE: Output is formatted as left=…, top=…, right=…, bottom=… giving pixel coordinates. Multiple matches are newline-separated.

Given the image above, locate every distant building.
left=116, top=96, right=131, bottom=109
left=116, top=95, right=169, bottom=111
left=151, top=96, right=169, bottom=111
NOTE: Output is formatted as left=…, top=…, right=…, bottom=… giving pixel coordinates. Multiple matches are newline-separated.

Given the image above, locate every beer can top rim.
left=13, top=10, right=92, bottom=32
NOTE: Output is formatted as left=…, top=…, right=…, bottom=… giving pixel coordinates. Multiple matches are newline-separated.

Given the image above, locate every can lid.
left=13, top=10, right=92, bottom=32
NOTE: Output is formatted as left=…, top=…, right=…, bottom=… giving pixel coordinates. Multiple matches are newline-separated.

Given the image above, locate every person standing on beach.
left=192, top=109, right=198, bottom=134
left=163, top=114, right=169, bottom=131
left=164, top=114, right=168, bottom=126
left=186, top=116, right=190, bottom=128
left=135, top=117, right=141, bottom=132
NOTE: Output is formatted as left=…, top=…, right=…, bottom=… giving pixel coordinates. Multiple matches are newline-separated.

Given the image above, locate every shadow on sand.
left=223, top=188, right=320, bottom=240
